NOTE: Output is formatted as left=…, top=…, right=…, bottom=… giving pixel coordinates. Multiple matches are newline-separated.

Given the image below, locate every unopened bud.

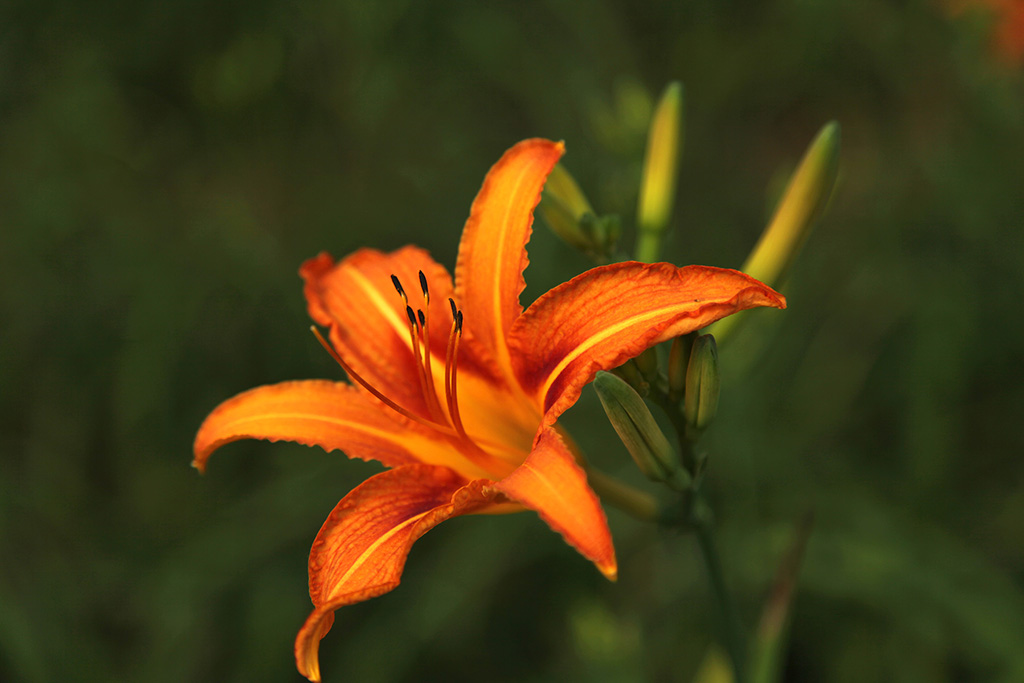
left=611, top=359, right=649, bottom=397
left=635, top=81, right=685, bottom=263
left=539, top=163, right=596, bottom=250
left=633, top=347, right=659, bottom=382
left=595, top=371, right=690, bottom=489
left=667, top=333, right=696, bottom=400
left=741, top=121, right=840, bottom=287
left=683, top=334, right=720, bottom=434
left=708, top=121, right=838, bottom=344
left=580, top=212, right=622, bottom=257
left=540, top=164, right=621, bottom=259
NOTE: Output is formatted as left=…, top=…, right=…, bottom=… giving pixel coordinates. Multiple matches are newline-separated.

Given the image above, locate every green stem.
left=692, top=495, right=747, bottom=683
left=634, top=230, right=662, bottom=264
left=647, top=378, right=747, bottom=681
left=648, top=385, right=697, bottom=474
left=584, top=466, right=662, bottom=523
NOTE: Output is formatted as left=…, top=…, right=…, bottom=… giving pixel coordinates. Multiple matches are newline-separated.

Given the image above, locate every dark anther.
left=406, top=305, right=417, bottom=328
left=448, top=298, right=458, bottom=320
left=456, top=311, right=464, bottom=333
left=391, top=274, right=406, bottom=300
left=417, top=309, right=426, bottom=328
left=418, top=271, right=429, bottom=299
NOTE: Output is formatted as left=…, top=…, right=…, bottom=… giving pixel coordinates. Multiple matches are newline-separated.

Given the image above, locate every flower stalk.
left=599, top=337, right=748, bottom=681
left=691, top=495, right=748, bottom=683
left=635, top=82, right=684, bottom=263
left=709, top=121, right=840, bottom=343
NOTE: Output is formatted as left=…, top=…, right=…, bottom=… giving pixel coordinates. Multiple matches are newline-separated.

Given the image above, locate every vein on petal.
left=491, top=163, right=532, bottom=373
left=346, top=267, right=413, bottom=353
left=537, top=301, right=709, bottom=401
left=330, top=510, right=433, bottom=596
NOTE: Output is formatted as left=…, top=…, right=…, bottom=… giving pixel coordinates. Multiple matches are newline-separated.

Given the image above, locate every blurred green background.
left=3, top=0, right=1024, bottom=681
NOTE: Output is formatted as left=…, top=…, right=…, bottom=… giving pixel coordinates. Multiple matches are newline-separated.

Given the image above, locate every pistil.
left=310, top=325, right=455, bottom=435
left=311, top=273, right=517, bottom=474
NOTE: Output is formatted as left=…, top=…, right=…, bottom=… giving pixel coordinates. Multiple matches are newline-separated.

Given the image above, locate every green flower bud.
left=540, top=164, right=620, bottom=259
left=667, top=333, right=696, bottom=400
left=635, top=81, right=685, bottom=263
left=611, top=359, right=649, bottom=397
left=683, top=334, right=720, bottom=434
left=579, top=212, right=621, bottom=257
left=742, top=121, right=840, bottom=288
left=633, top=346, right=659, bottom=382
left=709, top=121, right=839, bottom=343
left=594, top=371, right=690, bottom=490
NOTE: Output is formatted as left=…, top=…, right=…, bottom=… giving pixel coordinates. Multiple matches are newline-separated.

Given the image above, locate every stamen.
left=406, top=305, right=445, bottom=422
left=418, top=270, right=429, bottom=303
left=310, top=326, right=452, bottom=433
left=446, top=307, right=468, bottom=437
left=416, top=305, right=443, bottom=422
left=312, top=325, right=509, bottom=474
left=444, top=314, right=458, bottom=425
left=449, top=297, right=457, bottom=319
left=391, top=274, right=407, bottom=304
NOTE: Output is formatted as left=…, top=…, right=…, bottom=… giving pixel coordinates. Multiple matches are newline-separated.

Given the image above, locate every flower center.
left=312, top=270, right=508, bottom=475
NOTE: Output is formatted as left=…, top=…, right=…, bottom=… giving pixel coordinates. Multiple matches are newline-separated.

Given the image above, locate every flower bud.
left=539, top=163, right=595, bottom=248
left=579, top=212, right=622, bottom=257
left=741, top=120, right=840, bottom=287
left=667, top=333, right=696, bottom=400
left=708, top=121, right=839, bottom=344
left=594, top=371, right=690, bottom=490
left=635, top=81, right=684, bottom=263
left=683, top=334, right=720, bottom=434
left=540, top=164, right=621, bottom=258
left=633, top=346, right=659, bottom=382
left=611, top=359, right=648, bottom=397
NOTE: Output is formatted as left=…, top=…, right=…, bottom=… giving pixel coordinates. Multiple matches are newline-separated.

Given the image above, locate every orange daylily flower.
left=193, top=139, right=785, bottom=681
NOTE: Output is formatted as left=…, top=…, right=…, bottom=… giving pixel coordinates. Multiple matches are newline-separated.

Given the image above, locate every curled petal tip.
left=765, top=288, right=787, bottom=309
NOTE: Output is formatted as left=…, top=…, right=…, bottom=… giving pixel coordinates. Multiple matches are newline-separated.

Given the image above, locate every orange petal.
left=294, top=465, right=503, bottom=681
left=493, top=428, right=617, bottom=580
left=302, top=247, right=462, bottom=421
left=508, top=262, right=786, bottom=425
left=454, top=139, right=564, bottom=380
left=193, top=380, right=485, bottom=476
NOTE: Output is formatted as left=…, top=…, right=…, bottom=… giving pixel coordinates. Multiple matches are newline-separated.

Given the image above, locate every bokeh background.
left=3, top=0, right=1024, bottom=681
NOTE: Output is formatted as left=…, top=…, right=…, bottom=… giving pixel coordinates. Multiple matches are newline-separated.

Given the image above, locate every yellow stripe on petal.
left=193, top=380, right=494, bottom=479
left=508, top=262, right=784, bottom=425
left=296, top=466, right=503, bottom=681
left=454, top=138, right=564, bottom=381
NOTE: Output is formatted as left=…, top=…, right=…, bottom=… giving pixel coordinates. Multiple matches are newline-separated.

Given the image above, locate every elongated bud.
left=579, top=212, right=622, bottom=257
left=547, top=163, right=595, bottom=222
left=611, top=359, right=649, bottom=397
left=709, top=121, right=839, bottom=344
left=594, top=371, right=690, bottom=490
left=683, top=334, right=720, bottom=434
left=539, top=163, right=596, bottom=251
left=742, top=121, right=840, bottom=287
left=633, top=346, right=659, bottom=382
left=635, top=81, right=684, bottom=263
left=667, top=332, right=696, bottom=401
left=540, top=164, right=621, bottom=259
